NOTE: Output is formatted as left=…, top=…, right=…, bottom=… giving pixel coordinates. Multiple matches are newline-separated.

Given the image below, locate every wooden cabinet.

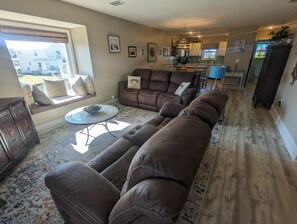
left=190, top=43, right=201, bottom=56
left=253, top=45, right=292, bottom=109
left=0, top=97, right=39, bottom=179
left=218, top=41, right=227, bottom=56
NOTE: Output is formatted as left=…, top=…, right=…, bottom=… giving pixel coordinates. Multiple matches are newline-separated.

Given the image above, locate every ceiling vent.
left=289, top=0, right=297, bottom=3
left=110, top=0, right=124, bottom=6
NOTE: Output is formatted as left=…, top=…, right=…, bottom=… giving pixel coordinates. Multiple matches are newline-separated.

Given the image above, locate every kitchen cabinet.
left=190, top=43, right=201, bottom=56
left=218, top=41, right=227, bottom=56
left=0, top=97, right=39, bottom=179
left=253, top=44, right=292, bottom=109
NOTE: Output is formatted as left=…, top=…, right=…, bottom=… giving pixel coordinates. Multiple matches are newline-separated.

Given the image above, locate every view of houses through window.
left=5, top=40, right=71, bottom=90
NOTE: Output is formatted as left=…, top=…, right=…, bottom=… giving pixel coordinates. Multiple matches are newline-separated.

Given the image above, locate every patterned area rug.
left=0, top=103, right=222, bottom=224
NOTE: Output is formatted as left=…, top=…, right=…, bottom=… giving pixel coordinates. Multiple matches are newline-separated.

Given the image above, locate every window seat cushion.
left=29, top=94, right=95, bottom=115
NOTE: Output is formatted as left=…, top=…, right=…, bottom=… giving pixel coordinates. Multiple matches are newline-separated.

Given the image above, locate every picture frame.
left=107, top=35, right=121, bottom=53
left=163, top=48, right=169, bottom=57
left=172, top=38, right=177, bottom=47
left=233, top=39, right=246, bottom=52
left=128, top=46, right=137, bottom=57
left=147, top=43, right=157, bottom=62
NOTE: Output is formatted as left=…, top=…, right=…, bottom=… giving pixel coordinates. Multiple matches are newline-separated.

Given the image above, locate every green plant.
left=269, top=26, right=293, bottom=41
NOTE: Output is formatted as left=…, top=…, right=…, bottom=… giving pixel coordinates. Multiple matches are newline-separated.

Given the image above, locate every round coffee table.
left=65, top=104, right=118, bottom=145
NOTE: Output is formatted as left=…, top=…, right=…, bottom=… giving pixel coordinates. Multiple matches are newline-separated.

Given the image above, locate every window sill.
left=29, top=94, right=96, bottom=115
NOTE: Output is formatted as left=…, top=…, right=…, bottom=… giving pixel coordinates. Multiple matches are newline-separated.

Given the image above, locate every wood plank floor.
left=197, top=83, right=297, bottom=224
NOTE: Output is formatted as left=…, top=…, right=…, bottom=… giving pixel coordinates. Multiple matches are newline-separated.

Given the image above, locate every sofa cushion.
left=44, top=79, right=68, bottom=98
left=132, top=69, right=152, bottom=89
left=145, top=115, right=173, bottom=129
left=157, top=93, right=181, bottom=110
left=121, top=115, right=212, bottom=195
left=149, top=70, right=171, bottom=92
left=138, top=90, right=162, bottom=106
left=179, top=100, right=219, bottom=128
left=127, top=75, right=141, bottom=89
left=20, top=82, right=35, bottom=106
left=123, top=124, right=159, bottom=146
left=119, top=88, right=140, bottom=105
left=167, top=71, right=196, bottom=93
left=197, top=91, right=228, bottom=115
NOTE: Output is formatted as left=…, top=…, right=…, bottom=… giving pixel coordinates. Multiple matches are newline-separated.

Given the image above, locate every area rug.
left=0, top=102, right=223, bottom=224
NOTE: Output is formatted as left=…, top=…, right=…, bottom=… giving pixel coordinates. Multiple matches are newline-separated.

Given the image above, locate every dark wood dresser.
left=0, top=97, right=39, bottom=180
left=253, top=44, right=292, bottom=109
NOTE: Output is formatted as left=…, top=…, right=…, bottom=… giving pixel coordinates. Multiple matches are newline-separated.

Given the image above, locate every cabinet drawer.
left=11, top=102, right=38, bottom=145
left=0, top=110, right=25, bottom=159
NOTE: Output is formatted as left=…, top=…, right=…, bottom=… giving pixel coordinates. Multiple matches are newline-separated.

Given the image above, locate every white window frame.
left=0, top=20, right=78, bottom=77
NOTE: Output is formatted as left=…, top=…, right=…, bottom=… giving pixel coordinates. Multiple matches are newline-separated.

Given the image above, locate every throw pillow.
left=83, top=75, right=95, bottom=95
left=127, top=75, right=141, bottom=89
left=44, top=79, right=68, bottom=98
left=20, top=82, right=35, bottom=106
left=175, top=82, right=191, bottom=96
left=72, top=76, right=88, bottom=96
left=32, top=85, right=54, bottom=105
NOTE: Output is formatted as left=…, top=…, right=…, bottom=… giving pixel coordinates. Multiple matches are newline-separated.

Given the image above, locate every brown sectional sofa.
left=118, top=69, right=200, bottom=111
left=44, top=91, right=228, bottom=224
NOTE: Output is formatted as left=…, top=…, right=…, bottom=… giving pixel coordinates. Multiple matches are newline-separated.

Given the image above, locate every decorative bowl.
left=83, top=104, right=102, bottom=114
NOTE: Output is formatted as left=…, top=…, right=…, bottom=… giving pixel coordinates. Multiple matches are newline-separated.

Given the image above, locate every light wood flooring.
left=197, top=82, right=297, bottom=224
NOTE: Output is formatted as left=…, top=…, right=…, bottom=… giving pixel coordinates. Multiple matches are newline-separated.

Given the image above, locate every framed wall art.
left=163, top=48, right=169, bottom=56
left=128, top=46, right=137, bottom=57
left=233, top=39, right=246, bottom=52
left=107, top=35, right=121, bottom=53
left=147, top=43, right=157, bottom=62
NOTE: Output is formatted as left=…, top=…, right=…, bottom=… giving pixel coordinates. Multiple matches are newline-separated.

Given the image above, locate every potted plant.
left=269, top=26, right=293, bottom=44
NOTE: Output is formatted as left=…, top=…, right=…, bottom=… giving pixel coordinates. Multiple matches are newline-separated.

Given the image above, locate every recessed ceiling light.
left=269, top=26, right=273, bottom=29
left=110, top=0, right=124, bottom=6
left=189, top=31, right=193, bottom=35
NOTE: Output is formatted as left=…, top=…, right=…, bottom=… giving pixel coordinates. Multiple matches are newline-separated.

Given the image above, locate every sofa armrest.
left=45, top=161, right=120, bottom=224
left=118, top=80, right=128, bottom=89
left=159, top=101, right=186, bottom=118
left=181, top=87, right=197, bottom=105
left=123, top=124, right=159, bottom=146
left=181, top=87, right=197, bottom=97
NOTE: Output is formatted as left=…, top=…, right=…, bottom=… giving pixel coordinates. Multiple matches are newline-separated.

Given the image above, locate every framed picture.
left=233, top=39, right=246, bottom=52
left=163, top=48, right=169, bottom=56
left=172, top=38, right=177, bottom=47
left=128, top=46, right=137, bottom=57
left=107, top=35, right=121, bottom=53
left=147, top=43, right=157, bottom=62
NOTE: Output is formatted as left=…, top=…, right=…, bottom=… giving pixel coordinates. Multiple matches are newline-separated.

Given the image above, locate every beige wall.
left=0, top=0, right=174, bottom=131
left=274, top=26, right=297, bottom=152
left=224, top=28, right=257, bottom=82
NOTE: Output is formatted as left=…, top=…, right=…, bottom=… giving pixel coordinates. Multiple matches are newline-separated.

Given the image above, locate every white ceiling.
left=61, top=0, right=297, bottom=36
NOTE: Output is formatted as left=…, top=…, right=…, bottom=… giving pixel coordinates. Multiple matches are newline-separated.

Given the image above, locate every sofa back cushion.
left=167, top=71, right=196, bottom=93
left=197, top=91, right=228, bottom=115
left=148, top=70, right=171, bottom=92
left=132, top=69, right=152, bottom=89
left=121, top=115, right=211, bottom=195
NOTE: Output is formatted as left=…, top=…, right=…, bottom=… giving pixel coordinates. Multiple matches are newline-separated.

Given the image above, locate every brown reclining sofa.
left=118, top=69, right=200, bottom=111
left=44, top=91, right=228, bottom=224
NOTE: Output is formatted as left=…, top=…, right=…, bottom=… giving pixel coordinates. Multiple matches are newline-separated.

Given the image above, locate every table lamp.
left=208, top=66, right=226, bottom=90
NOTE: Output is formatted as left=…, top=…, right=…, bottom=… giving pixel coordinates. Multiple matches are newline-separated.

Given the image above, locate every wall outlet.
left=111, top=95, right=117, bottom=100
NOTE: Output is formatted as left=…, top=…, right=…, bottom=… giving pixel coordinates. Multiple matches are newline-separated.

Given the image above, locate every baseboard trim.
left=270, top=105, right=297, bottom=161
left=36, top=118, right=66, bottom=135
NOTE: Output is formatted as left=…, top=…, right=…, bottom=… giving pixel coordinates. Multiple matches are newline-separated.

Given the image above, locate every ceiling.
left=61, top=0, right=297, bottom=37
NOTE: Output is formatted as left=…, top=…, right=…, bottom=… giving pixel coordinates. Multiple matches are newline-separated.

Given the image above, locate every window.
left=1, top=25, right=76, bottom=90
left=202, top=49, right=217, bottom=60
left=254, top=42, right=270, bottom=59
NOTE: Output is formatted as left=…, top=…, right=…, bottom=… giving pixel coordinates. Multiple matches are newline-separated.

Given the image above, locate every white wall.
left=0, top=0, right=174, bottom=130
left=272, top=25, right=297, bottom=160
